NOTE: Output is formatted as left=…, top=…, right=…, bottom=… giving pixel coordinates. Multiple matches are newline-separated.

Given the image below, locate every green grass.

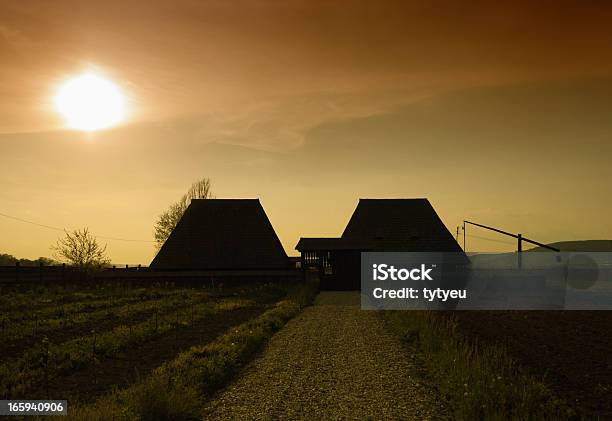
left=383, top=311, right=576, bottom=421
left=67, top=279, right=319, bottom=421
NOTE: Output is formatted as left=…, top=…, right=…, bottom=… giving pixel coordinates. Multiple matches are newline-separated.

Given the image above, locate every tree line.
left=0, top=254, right=57, bottom=267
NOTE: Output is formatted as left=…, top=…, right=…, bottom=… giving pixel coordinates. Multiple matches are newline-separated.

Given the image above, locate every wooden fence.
left=0, top=263, right=302, bottom=285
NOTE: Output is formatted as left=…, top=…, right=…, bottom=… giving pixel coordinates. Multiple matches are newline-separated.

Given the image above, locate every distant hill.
left=528, top=240, right=612, bottom=252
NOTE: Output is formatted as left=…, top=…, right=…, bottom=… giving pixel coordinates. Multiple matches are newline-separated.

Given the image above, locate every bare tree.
left=154, top=178, right=212, bottom=248
left=52, top=228, right=110, bottom=269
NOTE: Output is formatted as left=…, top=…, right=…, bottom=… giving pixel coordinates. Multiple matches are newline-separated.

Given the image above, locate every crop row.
left=0, top=290, right=212, bottom=344
left=0, top=297, right=255, bottom=399
left=0, top=287, right=209, bottom=320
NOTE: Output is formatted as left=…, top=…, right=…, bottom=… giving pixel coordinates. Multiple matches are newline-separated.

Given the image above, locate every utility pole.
left=517, top=233, right=522, bottom=269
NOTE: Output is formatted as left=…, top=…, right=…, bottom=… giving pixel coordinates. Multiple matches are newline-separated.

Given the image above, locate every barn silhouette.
left=296, top=199, right=464, bottom=290
left=151, top=198, right=463, bottom=290
left=150, top=199, right=289, bottom=271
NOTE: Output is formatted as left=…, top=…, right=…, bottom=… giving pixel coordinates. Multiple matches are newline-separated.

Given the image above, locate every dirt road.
left=203, top=292, right=446, bottom=420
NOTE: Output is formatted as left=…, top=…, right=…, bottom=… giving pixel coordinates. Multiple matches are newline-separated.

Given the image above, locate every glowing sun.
left=54, top=73, right=126, bottom=131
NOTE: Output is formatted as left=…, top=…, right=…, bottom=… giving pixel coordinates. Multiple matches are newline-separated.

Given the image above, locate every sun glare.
left=54, top=73, right=126, bottom=131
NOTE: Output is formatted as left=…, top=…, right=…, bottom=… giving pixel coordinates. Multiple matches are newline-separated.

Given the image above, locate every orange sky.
left=1, top=1, right=612, bottom=263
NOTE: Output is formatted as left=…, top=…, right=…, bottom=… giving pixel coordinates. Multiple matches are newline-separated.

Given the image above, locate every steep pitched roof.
left=295, top=199, right=464, bottom=253
left=340, top=199, right=463, bottom=252
left=150, top=199, right=289, bottom=270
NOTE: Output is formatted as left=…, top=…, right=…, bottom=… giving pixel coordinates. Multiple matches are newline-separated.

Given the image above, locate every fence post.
left=39, top=262, right=43, bottom=282
left=15, top=261, right=19, bottom=282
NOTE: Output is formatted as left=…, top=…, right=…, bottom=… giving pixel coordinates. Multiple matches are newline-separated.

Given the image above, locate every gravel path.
left=202, top=292, right=447, bottom=420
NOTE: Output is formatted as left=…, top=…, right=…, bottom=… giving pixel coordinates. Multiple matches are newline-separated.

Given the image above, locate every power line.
left=0, top=211, right=154, bottom=243
left=0, top=212, right=63, bottom=232
left=465, top=233, right=516, bottom=245
left=464, top=219, right=559, bottom=252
